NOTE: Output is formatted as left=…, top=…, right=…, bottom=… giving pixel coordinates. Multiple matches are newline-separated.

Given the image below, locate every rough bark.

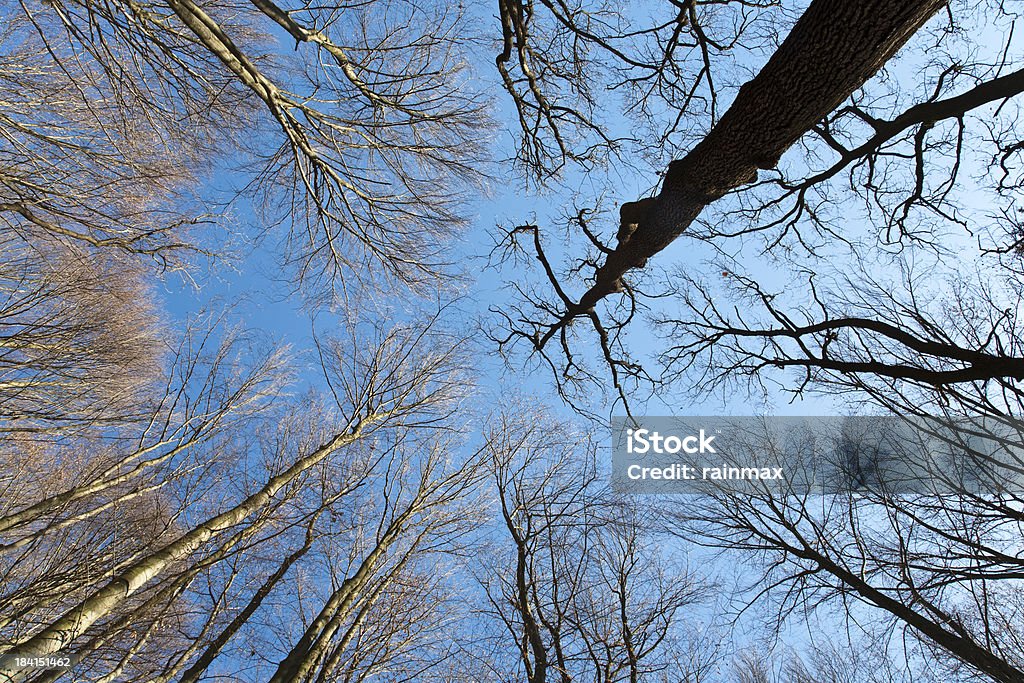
left=574, top=0, right=947, bottom=314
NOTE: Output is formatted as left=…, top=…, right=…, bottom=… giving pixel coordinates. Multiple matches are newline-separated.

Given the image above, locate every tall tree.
left=471, top=410, right=712, bottom=683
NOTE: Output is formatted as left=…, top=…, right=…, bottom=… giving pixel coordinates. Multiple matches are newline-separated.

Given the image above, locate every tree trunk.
left=0, top=424, right=374, bottom=681
left=575, top=0, right=947, bottom=313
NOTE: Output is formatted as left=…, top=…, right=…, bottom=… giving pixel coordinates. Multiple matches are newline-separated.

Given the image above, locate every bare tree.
left=10, top=0, right=1024, bottom=680
left=0, top=236, right=165, bottom=436
left=487, top=0, right=1000, bottom=410
left=0, top=12, right=220, bottom=269
left=493, top=0, right=781, bottom=181
left=470, top=409, right=714, bottom=683
left=0, top=0, right=493, bottom=677
left=480, top=0, right=1024, bottom=679
left=666, top=410, right=1024, bottom=682
left=0, top=315, right=474, bottom=682
left=20, top=0, right=489, bottom=289
left=260, top=432, right=484, bottom=683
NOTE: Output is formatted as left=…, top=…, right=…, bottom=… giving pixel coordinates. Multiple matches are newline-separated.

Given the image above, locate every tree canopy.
left=3, top=0, right=1024, bottom=681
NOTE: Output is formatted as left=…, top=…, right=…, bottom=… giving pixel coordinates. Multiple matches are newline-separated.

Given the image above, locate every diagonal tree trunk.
left=0, top=419, right=381, bottom=681
left=570, top=0, right=947, bottom=315
left=171, top=525, right=318, bottom=683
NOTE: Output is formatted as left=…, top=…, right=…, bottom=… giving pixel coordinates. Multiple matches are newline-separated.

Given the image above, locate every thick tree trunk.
left=0, top=423, right=374, bottom=682
left=574, top=0, right=947, bottom=313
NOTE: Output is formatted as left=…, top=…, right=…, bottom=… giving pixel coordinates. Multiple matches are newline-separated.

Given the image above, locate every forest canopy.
left=2, top=0, right=1024, bottom=681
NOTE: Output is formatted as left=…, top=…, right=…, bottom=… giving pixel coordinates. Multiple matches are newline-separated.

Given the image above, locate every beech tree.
left=1, top=0, right=490, bottom=672
left=0, top=323, right=285, bottom=678
left=489, top=0, right=1020, bottom=409
left=502, top=0, right=944, bottom=318
left=4, top=0, right=1024, bottom=679
left=0, top=318, right=476, bottom=682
